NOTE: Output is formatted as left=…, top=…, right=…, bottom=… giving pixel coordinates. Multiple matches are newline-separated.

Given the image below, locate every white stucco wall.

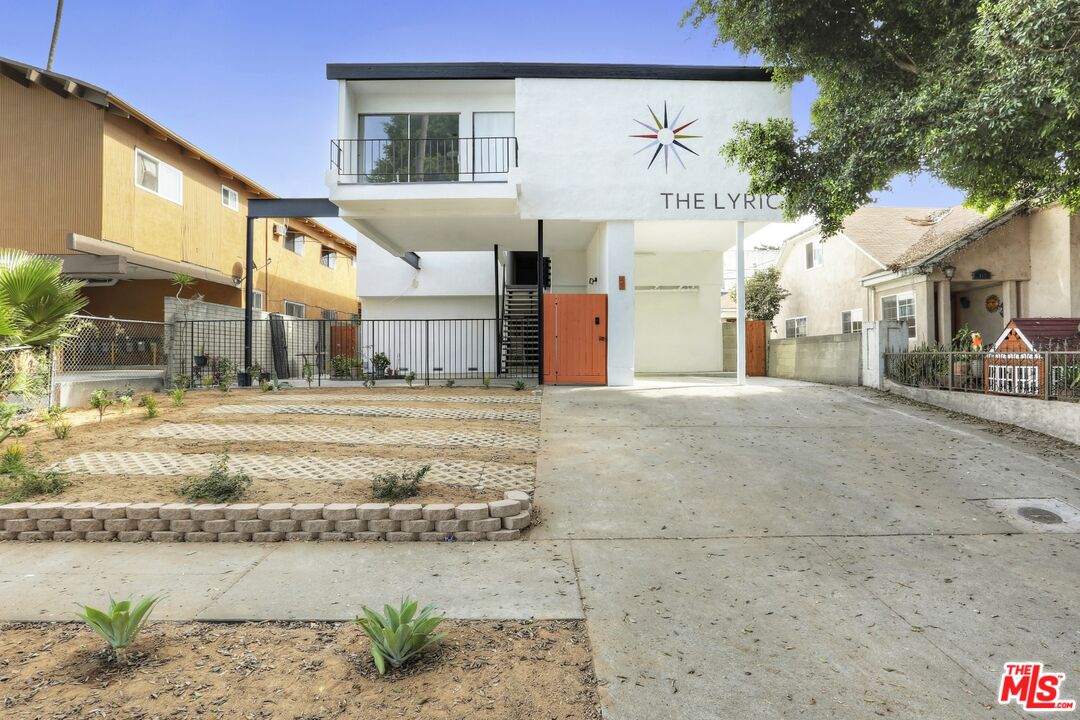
left=514, top=78, right=788, bottom=222
left=634, top=252, right=725, bottom=373
left=356, top=239, right=496, bottom=300
left=774, top=231, right=882, bottom=338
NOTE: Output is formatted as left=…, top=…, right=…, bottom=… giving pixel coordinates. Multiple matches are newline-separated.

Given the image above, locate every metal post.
left=494, top=244, right=501, bottom=377
left=947, top=351, right=954, bottom=391
left=242, top=215, right=255, bottom=387
left=735, top=221, right=747, bottom=385
left=537, top=220, right=544, bottom=386
left=1044, top=351, right=1051, bottom=400
left=425, top=319, right=431, bottom=386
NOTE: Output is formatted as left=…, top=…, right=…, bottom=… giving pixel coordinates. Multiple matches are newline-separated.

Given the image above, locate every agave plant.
left=0, top=249, right=86, bottom=348
left=355, top=598, right=446, bottom=674
left=75, top=595, right=162, bottom=661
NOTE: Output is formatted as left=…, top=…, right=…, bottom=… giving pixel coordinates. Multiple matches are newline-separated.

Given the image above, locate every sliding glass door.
left=358, top=113, right=459, bottom=182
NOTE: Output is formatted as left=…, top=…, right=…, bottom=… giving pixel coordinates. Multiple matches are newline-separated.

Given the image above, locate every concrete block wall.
left=0, top=492, right=533, bottom=543
left=767, top=332, right=861, bottom=385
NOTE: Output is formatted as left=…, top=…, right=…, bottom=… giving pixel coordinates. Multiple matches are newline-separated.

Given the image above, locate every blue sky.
left=4, top=0, right=962, bottom=232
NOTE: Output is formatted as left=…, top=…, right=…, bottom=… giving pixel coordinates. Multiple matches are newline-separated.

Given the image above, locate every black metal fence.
left=884, top=350, right=1080, bottom=401
left=170, top=318, right=528, bottom=387
left=331, top=137, right=517, bottom=183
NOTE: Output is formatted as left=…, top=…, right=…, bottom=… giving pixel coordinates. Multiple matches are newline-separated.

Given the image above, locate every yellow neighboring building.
left=0, top=56, right=357, bottom=322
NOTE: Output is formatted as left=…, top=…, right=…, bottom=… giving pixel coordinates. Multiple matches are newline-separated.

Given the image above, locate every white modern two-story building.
left=325, top=62, right=789, bottom=385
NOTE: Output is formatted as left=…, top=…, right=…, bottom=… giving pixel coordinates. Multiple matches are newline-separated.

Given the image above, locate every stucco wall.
left=885, top=381, right=1080, bottom=446
left=1026, top=205, right=1078, bottom=317
left=634, top=252, right=725, bottom=373
left=767, top=333, right=862, bottom=385
left=774, top=232, right=881, bottom=338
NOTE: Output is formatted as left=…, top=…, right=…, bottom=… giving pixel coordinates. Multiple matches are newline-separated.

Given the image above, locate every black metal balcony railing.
left=331, top=137, right=517, bottom=183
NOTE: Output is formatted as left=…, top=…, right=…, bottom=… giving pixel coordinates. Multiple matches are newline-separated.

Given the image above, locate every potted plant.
left=194, top=343, right=208, bottom=367
left=371, top=351, right=391, bottom=379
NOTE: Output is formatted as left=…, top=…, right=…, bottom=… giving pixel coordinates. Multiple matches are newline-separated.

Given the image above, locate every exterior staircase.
left=501, top=284, right=539, bottom=376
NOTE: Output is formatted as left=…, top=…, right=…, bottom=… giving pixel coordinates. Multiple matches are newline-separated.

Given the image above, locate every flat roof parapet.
left=326, top=62, right=772, bottom=82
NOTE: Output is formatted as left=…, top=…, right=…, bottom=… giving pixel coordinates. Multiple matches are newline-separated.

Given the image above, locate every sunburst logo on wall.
left=630, top=102, right=701, bottom=172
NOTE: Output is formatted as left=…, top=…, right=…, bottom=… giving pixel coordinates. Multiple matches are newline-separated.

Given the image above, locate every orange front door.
left=543, top=294, right=607, bottom=385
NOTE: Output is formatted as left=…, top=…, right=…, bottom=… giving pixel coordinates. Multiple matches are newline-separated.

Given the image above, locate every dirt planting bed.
left=0, top=619, right=600, bottom=719
left=6, top=387, right=539, bottom=506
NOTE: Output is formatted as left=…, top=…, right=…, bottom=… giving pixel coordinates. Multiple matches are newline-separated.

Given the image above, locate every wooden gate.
left=330, top=323, right=357, bottom=358
left=543, top=294, right=607, bottom=385
left=745, top=319, right=767, bottom=377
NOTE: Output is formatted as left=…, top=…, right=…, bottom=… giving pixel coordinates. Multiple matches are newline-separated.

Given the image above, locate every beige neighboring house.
left=772, top=204, right=1080, bottom=346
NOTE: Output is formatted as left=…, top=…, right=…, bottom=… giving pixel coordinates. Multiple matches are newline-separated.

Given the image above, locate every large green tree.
left=684, top=0, right=1080, bottom=235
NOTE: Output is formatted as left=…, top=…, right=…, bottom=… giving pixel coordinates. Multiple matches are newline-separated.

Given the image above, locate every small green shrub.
left=43, top=406, right=71, bottom=439
left=355, top=598, right=446, bottom=674
left=1, top=447, right=68, bottom=502
left=371, top=464, right=431, bottom=501
left=513, top=380, right=526, bottom=391
left=89, top=389, right=115, bottom=421
left=1, top=402, right=31, bottom=444
left=404, top=371, right=416, bottom=388
left=482, top=375, right=492, bottom=389
left=259, top=378, right=271, bottom=392
left=444, top=378, right=455, bottom=388
left=75, top=595, right=162, bottom=663
left=178, top=447, right=251, bottom=502
left=371, top=352, right=391, bottom=377
left=169, top=387, right=186, bottom=407
left=139, top=395, right=159, bottom=419
left=201, top=373, right=215, bottom=389
left=172, top=374, right=191, bottom=390
left=117, top=394, right=133, bottom=413
left=302, top=361, right=314, bottom=388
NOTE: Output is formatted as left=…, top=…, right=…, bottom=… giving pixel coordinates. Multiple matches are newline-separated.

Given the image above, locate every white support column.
left=735, top=221, right=747, bottom=385
left=604, top=221, right=636, bottom=386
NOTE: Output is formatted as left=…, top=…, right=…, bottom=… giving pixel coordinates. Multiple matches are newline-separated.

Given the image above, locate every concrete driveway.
left=534, top=377, right=1080, bottom=719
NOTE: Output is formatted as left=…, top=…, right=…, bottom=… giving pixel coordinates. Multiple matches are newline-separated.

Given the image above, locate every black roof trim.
left=326, top=62, right=771, bottom=82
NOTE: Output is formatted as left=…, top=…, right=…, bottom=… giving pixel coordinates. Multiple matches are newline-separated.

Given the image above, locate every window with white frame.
left=251, top=290, right=264, bottom=311
left=221, top=185, right=239, bottom=211
left=134, top=149, right=183, bottom=204
left=283, top=231, right=304, bottom=255
left=804, top=241, right=823, bottom=269
left=320, top=246, right=337, bottom=269
left=785, top=317, right=807, bottom=338
left=841, top=308, right=863, bottom=334
left=881, top=292, right=916, bottom=338
left=283, top=300, right=305, bottom=318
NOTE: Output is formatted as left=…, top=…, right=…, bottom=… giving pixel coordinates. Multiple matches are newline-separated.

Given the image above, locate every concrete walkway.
left=2, top=377, right=1079, bottom=719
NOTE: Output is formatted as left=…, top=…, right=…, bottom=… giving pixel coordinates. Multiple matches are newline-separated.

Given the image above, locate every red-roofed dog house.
left=985, top=319, right=1080, bottom=397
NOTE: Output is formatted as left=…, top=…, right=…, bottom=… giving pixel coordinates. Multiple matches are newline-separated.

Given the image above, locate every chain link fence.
left=53, top=316, right=168, bottom=378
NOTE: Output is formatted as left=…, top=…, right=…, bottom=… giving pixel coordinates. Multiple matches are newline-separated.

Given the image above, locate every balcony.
left=331, top=137, right=518, bottom=184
